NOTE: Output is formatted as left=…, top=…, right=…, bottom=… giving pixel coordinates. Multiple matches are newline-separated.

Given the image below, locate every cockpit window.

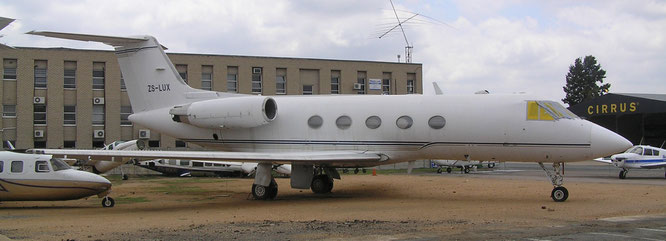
left=50, top=158, right=71, bottom=171
left=644, top=148, right=653, bottom=156
left=35, top=160, right=50, bottom=172
left=527, top=101, right=578, bottom=121
left=629, top=147, right=643, bottom=155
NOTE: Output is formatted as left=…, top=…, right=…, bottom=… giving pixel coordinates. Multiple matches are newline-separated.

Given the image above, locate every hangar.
left=0, top=47, right=422, bottom=149
left=568, top=93, right=666, bottom=147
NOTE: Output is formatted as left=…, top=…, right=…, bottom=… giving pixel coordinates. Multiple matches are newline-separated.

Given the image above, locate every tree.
left=562, top=55, right=610, bottom=106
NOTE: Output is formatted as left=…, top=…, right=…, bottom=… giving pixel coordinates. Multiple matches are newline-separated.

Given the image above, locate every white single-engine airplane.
left=27, top=31, right=632, bottom=202
left=0, top=151, right=114, bottom=207
left=596, top=145, right=666, bottom=179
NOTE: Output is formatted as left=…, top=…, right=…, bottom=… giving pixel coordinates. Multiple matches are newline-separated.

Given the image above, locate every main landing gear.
left=311, top=174, right=333, bottom=194
left=538, top=162, right=569, bottom=202
left=252, top=179, right=278, bottom=200
left=619, top=169, right=628, bottom=179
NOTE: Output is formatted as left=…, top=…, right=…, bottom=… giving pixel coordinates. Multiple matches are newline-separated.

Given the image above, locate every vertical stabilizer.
left=26, top=31, right=209, bottom=113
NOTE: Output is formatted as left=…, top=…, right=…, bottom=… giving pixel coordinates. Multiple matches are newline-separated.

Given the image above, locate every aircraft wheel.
left=619, top=170, right=627, bottom=179
left=488, top=163, right=495, bottom=168
left=464, top=167, right=470, bottom=174
left=436, top=168, right=443, bottom=173
left=342, top=169, right=349, bottom=174
left=551, top=186, right=568, bottom=202
left=122, top=174, right=129, bottom=180
left=362, top=168, right=367, bottom=173
left=267, top=179, right=278, bottom=200
left=311, top=175, right=332, bottom=194
left=102, top=197, right=115, bottom=208
left=252, top=184, right=269, bottom=200
left=446, top=167, right=452, bottom=173
left=354, top=168, right=359, bottom=174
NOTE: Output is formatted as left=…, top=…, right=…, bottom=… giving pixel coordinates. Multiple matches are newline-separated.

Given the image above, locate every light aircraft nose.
left=590, top=124, right=632, bottom=158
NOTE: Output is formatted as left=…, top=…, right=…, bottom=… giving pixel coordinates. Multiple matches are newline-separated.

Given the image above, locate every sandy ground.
left=1, top=171, right=665, bottom=240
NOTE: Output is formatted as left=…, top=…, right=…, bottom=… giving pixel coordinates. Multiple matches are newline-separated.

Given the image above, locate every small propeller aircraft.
left=596, top=145, right=666, bottom=179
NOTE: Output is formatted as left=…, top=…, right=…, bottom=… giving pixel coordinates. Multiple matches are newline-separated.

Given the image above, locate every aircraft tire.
left=551, top=186, right=568, bottom=202
left=252, top=184, right=269, bottom=200
left=464, top=167, right=470, bottom=174
left=488, top=163, right=495, bottom=168
left=311, top=175, right=332, bottom=194
left=619, top=170, right=627, bottom=179
left=267, top=179, right=278, bottom=200
left=436, top=168, right=442, bottom=174
left=122, top=174, right=129, bottom=180
left=446, top=167, right=452, bottom=173
left=102, top=197, right=115, bottom=208
left=354, top=168, right=359, bottom=174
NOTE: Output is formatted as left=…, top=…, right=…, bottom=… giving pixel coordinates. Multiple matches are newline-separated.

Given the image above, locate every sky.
left=1, top=0, right=665, bottom=104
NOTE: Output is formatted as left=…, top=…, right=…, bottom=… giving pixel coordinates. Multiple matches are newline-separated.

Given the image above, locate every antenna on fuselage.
left=660, top=140, right=665, bottom=149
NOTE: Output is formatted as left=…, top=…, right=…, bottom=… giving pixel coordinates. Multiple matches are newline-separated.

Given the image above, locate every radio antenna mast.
left=379, top=0, right=414, bottom=63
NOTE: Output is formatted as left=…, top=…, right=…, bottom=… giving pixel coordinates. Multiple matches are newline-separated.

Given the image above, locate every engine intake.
left=170, top=96, right=277, bottom=129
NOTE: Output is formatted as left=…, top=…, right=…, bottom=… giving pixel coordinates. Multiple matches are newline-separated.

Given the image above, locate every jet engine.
left=170, top=96, right=277, bottom=129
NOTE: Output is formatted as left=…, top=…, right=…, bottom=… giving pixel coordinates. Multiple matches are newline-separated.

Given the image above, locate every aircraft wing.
left=593, top=157, right=612, bottom=164
left=29, top=149, right=387, bottom=166
left=639, top=162, right=666, bottom=169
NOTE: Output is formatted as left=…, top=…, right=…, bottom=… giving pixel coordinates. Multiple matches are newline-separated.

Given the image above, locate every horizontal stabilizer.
left=0, top=17, right=15, bottom=31
left=26, top=31, right=167, bottom=49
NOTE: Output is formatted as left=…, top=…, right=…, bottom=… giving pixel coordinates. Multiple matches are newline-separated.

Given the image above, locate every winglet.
left=432, top=82, right=443, bottom=95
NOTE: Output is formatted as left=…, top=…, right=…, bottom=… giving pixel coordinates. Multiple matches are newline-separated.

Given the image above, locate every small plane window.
left=213, top=163, right=222, bottom=167
left=644, top=148, right=653, bottom=156
left=193, top=161, right=204, bottom=167
left=11, top=161, right=23, bottom=173
left=169, top=159, right=177, bottom=165
left=630, top=147, right=643, bottom=155
left=308, top=115, right=323, bottom=129
left=396, top=116, right=413, bottom=129
left=205, top=162, right=213, bottom=167
left=50, top=159, right=71, bottom=171
left=365, top=116, right=381, bottom=129
left=653, top=150, right=660, bottom=156
left=180, top=160, right=190, bottom=166
left=0, top=161, right=3, bottom=173
left=35, top=160, right=50, bottom=172
left=336, top=115, right=352, bottom=129
left=428, top=116, right=446, bottom=129
left=158, top=159, right=164, bottom=164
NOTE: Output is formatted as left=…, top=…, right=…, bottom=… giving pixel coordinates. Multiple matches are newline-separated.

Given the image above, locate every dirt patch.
left=0, top=174, right=664, bottom=240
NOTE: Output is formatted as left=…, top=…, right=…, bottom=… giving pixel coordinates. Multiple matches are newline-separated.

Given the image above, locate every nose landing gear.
left=539, top=162, right=568, bottom=202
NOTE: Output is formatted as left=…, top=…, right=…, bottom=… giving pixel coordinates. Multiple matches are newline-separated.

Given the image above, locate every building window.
left=252, top=67, right=262, bottom=94
left=227, top=66, right=238, bottom=93
left=120, top=106, right=133, bottom=126
left=331, top=70, right=341, bottom=94
left=120, top=73, right=126, bottom=91
left=63, top=141, right=76, bottom=148
left=276, top=68, right=287, bottom=94
left=64, top=61, right=76, bottom=89
left=302, top=85, right=313, bottom=95
left=336, top=115, right=352, bottom=129
left=11, top=161, right=23, bottom=173
left=92, top=104, right=105, bottom=125
left=357, top=71, right=366, bottom=94
left=382, top=72, right=392, bottom=95
left=92, top=62, right=105, bottom=90
left=175, top=140, right=186, bottom=148
left=201, top=65, right=213, bottom=91
left=407, top=73, right=416, bottom=94
left=3, top=105, right=16, bottom=118
left=176, top=64, right=188, bottom=83
left=3, top=59, right=17, bottom=80
left=148, top=140, right=160, bottom=148
left=92, top=141, right=105, bottom=148
left=34, top=141, right=46, bottom=148
left=396, top=116, right=413, bottom=129
left=64, top=105, right=76, bottom=125
left=34, top=60, right=47, bottom=88
left=34, top=104, right=47, bottom=125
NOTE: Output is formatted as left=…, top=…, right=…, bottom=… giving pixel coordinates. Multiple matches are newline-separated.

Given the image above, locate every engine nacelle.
left=170, top=96, right=277, bottom=129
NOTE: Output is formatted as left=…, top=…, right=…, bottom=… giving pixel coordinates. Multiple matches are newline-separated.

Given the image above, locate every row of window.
left=307, top=115, right=446, bottom=130
left=2, top=104, right=132, bottom=126
left=0, top=159, right=70, bottom=174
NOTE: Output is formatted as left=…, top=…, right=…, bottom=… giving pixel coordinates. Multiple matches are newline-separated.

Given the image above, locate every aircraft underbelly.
left=0, top=178, right=108, bottom=201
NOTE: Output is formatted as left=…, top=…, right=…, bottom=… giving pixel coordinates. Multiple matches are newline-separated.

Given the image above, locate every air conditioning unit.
left=252, top=67, right=262, bottom=74
left=34, top=130, right=44, bottom=138
left=93, top=130, right=105, bottom=138
left=33, top=96, right=45, bottom=104
left=139, top=129, right=150, bottom=139
left=93, top=97, right=105, bottom=105
left=353, top=83, right=363, bottom=90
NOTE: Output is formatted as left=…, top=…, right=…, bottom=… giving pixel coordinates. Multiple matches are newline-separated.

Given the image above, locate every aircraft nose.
left=590, top=124, right=632, bottom=158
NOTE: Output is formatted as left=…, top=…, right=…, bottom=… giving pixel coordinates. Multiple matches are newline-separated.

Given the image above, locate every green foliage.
left=562, top=55, right=610, bottom=106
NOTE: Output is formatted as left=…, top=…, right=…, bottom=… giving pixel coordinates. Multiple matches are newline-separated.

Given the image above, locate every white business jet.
left=0, top=151, right=114, bottom=207
left=26, top=31, right=632, bottom=202
left=596, top=145, right=666, bottom=179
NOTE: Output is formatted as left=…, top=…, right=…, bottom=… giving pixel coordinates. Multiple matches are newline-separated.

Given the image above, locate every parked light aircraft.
left=595, top=145, right=666, bottom=179
left=74, top=140, right=145, bottom=175
left=27, top=31, right=632, bottom=202
left=0, top=151, right=114, bottom=207
left=136, top=159, right=291, bottom=177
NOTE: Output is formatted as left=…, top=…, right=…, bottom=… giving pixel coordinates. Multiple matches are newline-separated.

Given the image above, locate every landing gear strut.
left=538, top=162, right=568, bottom=202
